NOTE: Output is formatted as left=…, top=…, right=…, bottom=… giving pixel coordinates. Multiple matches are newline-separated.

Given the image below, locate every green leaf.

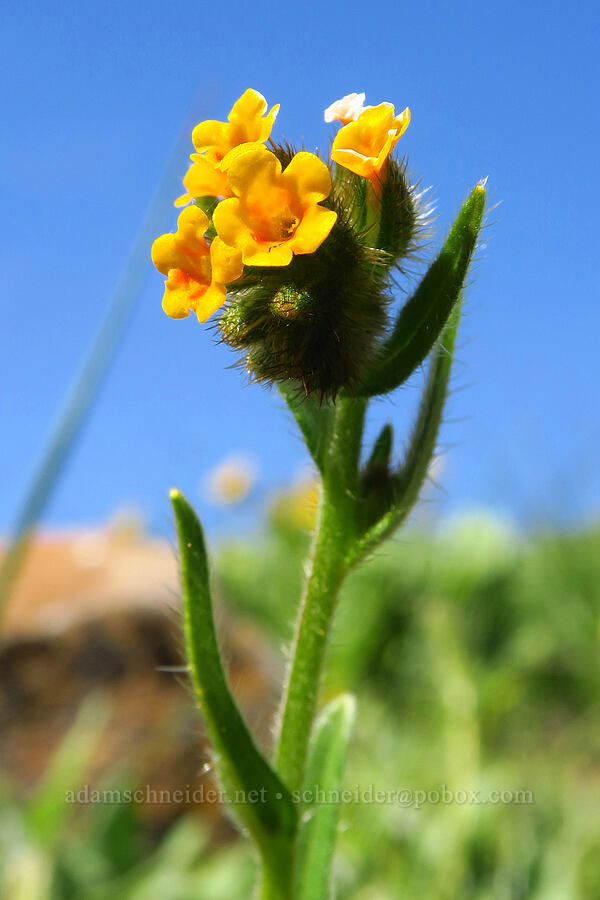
left=194, top=195, right=220, bottom=219
left=278, top=382, right=333, bottom=473
left=348, top=303, right=462, bottom=566
left=355, top=183, right=485, bottom=397
left=295, top=695, right=357, bottom=900
left=193, top=197, right=219, bottom=239
left=364, top=423, right=393, bottom=471
left=170, top=490, right=296, bottom=886
left=356, top=424, right=395, bottom=537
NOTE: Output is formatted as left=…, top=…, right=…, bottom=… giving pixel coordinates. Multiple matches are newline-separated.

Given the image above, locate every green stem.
left=275, top=396, right=366, bottom=793
left=259, top=868, right=296, bottom=900
left=259, top=867, right=292, bottom=900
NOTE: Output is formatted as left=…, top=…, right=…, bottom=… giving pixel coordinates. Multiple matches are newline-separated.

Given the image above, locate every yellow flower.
left=176, top=89, right=279, bottom=207
left=192, top=88, right=279, bottom=162
left=212, top=143, right=337, bottom=267
left=331, top=103, right=411, bottom=181
left=151, top=206, right=243, bottom=322
left=324, top=92, right=367, bottom=125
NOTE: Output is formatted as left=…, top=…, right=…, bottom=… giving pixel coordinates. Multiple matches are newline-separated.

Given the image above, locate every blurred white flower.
left=205, top=454, right=257, bottom=505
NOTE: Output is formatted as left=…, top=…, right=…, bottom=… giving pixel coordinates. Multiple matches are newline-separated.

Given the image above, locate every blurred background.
left=1, top=0, right=599, bottom=897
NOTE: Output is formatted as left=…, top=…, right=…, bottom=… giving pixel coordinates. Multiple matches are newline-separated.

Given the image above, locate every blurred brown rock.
left=0, top=524, right=278, bottom=830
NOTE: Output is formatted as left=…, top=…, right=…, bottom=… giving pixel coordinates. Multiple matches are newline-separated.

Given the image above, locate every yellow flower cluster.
left=152, top=88, right=410, bottom=322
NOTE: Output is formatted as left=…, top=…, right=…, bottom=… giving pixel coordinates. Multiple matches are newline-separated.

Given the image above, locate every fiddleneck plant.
left=153, top=88, right=486, bottom=899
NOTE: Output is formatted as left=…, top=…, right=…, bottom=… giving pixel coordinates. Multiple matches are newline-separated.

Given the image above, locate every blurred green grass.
left=1, top=509, right=599, bottom=899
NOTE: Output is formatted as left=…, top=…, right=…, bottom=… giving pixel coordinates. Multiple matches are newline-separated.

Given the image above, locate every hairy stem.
left=275, top=396, right=366, bottom=793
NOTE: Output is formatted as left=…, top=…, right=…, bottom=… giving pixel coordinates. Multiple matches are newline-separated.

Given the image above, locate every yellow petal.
left=181, top=156, right=232, bottom=199
left=191, top=119, right=230, bottom=157
left=224, top=144, right=282, bottom=201
left=242, top=240, right=294, bottom=267
left=228, top=88, right=267, bottom=123
left=212, top=197, right=253, bottom=250
left=210, top=236, right=243, bottom=284
left=161, top=269, right=198, bottom=319
left=220, top=141, right=266, bottom=172
left=358, top=102, right=395, bottom=126
left=290, top=206, right=337, bottom=255
left=258, top=103, right=280, bottom=141
left=373, top=133, right=396, bottom=175
left=151, top=234, right=177, bottom=276
left=392, top=106, right=411, bottom=140
left=177, top=204, right=210, bottom=236
left=194, top=282, right=228, bottom=323
left=330, top=146, right=374, bottom=179
left=374, top=107, right=410, bottom=171
left=282, top=151, right=332, bottom=206
left=331, top=118, right=373, bottom=158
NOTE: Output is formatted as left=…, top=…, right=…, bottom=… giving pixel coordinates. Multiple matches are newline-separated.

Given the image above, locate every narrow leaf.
left=348, top=303, right=462, bottom=566
left=295, top=694, right=357, bottom=900
left=356, top=424, right=395, bottom=536
left=170, top=490, right=297, bottom=866
left=364, top=423, right=393, bottom=471
left=356, top=183, right=485, bottom=397
left=279, top=382, right=333, bottom=473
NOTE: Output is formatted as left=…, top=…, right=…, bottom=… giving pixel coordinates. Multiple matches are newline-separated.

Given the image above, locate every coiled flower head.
left=152, top=89, right=421, bottom=398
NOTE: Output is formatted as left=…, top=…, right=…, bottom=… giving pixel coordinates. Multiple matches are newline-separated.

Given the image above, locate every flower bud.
left=219, top=205, right=390, bottom=398
left=375, top=158, right=419, bottom=263
left=270, top=285, right=316, bottom=321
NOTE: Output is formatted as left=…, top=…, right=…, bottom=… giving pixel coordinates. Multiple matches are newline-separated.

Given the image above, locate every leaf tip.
left=323, top=692, right=357, bottom=725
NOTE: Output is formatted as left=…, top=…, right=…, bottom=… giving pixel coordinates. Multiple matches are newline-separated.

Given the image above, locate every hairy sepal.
left=375, top=158, right=419, bottom=263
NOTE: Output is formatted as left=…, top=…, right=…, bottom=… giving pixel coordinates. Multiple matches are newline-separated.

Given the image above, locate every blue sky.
left=1, top=0, right=599, bottom=536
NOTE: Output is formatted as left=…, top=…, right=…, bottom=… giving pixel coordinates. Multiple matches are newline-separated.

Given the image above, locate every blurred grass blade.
left=170, top=490, right=296, bottom=884
left=356, top=183, right=485, bottom=397
left=348, top=304, right=462, bottom=566
left=295, top=694, right=356, bottom=900
left=278, top=383, right=333, bottom=474
left=25, top=692, right=111, bottom=846
left=0, top=122, right=193, bottom=615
